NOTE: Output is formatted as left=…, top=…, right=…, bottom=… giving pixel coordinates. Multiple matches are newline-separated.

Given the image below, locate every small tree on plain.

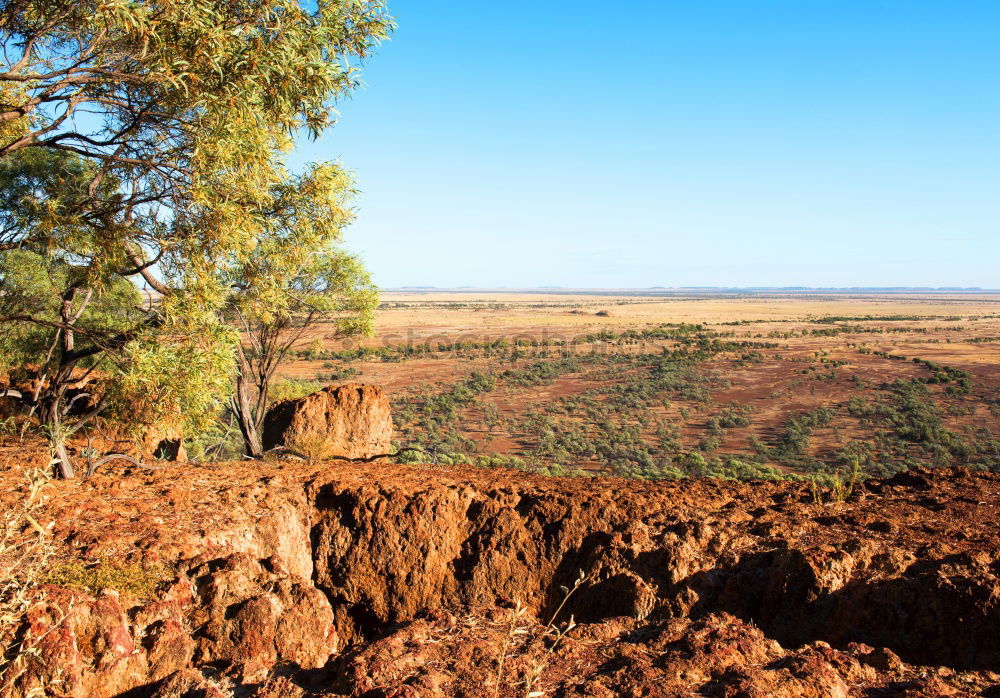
left=224, top=165, right=377, bottom=459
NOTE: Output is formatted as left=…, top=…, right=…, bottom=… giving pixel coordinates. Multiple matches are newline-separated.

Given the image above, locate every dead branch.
left=84, top=453, right=173, bottom=478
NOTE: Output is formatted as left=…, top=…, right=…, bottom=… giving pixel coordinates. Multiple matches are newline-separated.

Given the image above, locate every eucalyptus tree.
left=0, top=0, right=392, bottom=475
left=0, top=148, right=234, bottom=477
left=225, top=163, right=378, bottom=459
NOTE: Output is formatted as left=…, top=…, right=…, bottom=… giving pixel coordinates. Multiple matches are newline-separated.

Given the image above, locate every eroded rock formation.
left=261, top=383, right=393, bottom=460
left=4, top=460, right=1000, bottom=696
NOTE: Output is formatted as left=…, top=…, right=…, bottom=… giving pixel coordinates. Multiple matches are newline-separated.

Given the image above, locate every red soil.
left=3, top=442, right=1000, bottom=696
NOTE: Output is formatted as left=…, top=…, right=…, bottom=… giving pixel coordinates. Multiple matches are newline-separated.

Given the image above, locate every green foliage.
left=697, top=434, right=721, bottom=452
left=692, top=454, right=788, bottom=482
left=808, top=459, right=863, bottom=503
left=499, top=356, right=587, bottom=387
left=481, top=403, right=502, bottom=430
left=712, top=406, right=753, bottom=430
left=0, top=148, right=103, bottom=255
left=3, top=0, right=393, bottom=279
left=44, top=560, right=173, bottom=601
left=844, top=379, right=998, bottom=473
left=184, top=416, right=245, bottom=463
left=396, top=327, right=770, bottom=478
left=393, top=372, right=498, bottom=453
left=267, top=378, right=329, bottom=405
left=0, top=247, right=144, bottom=364
left=224, top=166, right=379, bottom=330
left=105, top=320, right=237, bottom=437
left=0, top=241, right=245, bottom=474
left=767, top=407, right=835, bottom=465
left=325, top=366, right=362, bottom=382
left=2, top=1, right=391, bottom=472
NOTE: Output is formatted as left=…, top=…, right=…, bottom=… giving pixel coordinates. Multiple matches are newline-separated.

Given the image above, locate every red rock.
left=261, top=383, right=392, bottom=460
left=143, top=617, right=197, bottom=683
left=148, top=669, right=228, bottom=698
left=248, top=677, right=305, bottom=698
left=5, top=457, right=1000, bottom=696
left=184, top=554, right=337, bottom=670
left=15, top=600, right=83, bottom=697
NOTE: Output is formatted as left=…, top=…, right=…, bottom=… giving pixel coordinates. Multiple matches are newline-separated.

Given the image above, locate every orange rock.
left=261, top=383, right=393, bottom=460
left=148, top=669, right=228, bottom=698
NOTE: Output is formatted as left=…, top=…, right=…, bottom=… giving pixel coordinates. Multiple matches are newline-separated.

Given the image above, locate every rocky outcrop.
left=261, top=383, right=392, bottom=460
left=333, top=610, right=944, bottom=697
left=307, top=467, right=1000, bottom=670
left=182, top=553, right=338, bottom=672
left=9, top=555, right=336, bottom=698
left=17, top=589, right=150, bottom=697
left=6, top=459, right=1000, bottom=696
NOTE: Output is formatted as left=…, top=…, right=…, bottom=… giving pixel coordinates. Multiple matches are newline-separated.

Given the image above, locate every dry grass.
left=43, top=559, right=172, bottom=602
left=368, top=291, right=1000, bottom=340
left=492, top=570, right=588, bottom=698
left=0, top=466, right=61, bottom=695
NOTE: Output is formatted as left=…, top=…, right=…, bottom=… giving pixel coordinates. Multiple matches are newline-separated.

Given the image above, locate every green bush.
left=45, top=560, right=172, bottom=600
left=268, top=378, right=327, bottom=404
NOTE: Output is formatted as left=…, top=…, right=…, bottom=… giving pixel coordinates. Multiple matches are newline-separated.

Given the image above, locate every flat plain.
left=277, top=290, right=1000, bottom=480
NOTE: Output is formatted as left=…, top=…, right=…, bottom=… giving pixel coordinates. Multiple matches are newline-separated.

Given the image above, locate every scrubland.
left=3, top=291, right=1000, bottom=697
left=272, top=291, right=1000, bottom=484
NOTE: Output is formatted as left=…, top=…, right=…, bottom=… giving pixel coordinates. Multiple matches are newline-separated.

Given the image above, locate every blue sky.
left=292, top=1, right=999, bottom=289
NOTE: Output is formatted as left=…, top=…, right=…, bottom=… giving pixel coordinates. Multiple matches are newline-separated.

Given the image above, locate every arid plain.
left=277, top=290, right=1000, bottom=480
left=3, top=290, right=1000, bottom=697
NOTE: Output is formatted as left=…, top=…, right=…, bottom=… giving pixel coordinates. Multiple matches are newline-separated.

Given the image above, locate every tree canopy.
left=1, top=0, right=391, bottom=297
left=0, top=0, right=392, bottom=475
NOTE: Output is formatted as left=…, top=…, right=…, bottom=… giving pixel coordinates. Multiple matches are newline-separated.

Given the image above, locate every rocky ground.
left=1, top=442, right=999, bottom=697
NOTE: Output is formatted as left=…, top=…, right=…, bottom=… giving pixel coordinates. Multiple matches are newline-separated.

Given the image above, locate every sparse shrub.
left=521, top=570, right=587, bottom=694
left=698, top=435, right=721, bottom=452
left=44, top=559, right=172, bottom=601
left=302, top=339, right=326, bottom=361
left=326, top=366, right=361, bottom=382
left=808, top=459, right=863, bottom=504
left=771, top=407, right=835, bottom=463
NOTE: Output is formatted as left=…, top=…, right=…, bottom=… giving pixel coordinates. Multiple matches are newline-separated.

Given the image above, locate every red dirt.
left=3, top=442, right=1000, bottom=696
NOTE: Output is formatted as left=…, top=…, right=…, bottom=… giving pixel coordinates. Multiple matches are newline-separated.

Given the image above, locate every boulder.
left=261, top=383, right=392, bottom=460
left=182, top=553, right=339, bottom=669
left=13, top=589, right=149, bottom=698
left=145, top=433, right=187, bottom=462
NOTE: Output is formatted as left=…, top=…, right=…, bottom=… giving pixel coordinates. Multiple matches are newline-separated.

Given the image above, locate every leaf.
left=24, top=514, right=46, bottom=536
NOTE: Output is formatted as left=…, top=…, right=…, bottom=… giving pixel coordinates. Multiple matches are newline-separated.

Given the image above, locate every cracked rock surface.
left=4, top=455, right=999, bottom=696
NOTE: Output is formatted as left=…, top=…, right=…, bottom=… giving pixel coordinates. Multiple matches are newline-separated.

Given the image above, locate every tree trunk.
left=40, top=398, right=75, bottom=478
left=234, top=372, right=264, bottom=459
left=52, top=438, right=75, bottom=479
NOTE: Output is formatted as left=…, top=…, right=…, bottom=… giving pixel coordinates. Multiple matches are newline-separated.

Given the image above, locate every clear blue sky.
left=292, top=1, right=999, bottom=289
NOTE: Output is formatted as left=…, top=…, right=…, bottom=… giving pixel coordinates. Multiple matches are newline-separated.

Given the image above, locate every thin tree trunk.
left=37, top=287, right=92, bottom=479
left=52, top=438, right=75, bottom=479
left=40, top=397, right=75, bottom=479
left=234, top=371, right=264, bottom=459
left=230, top=320, right=310, bottom=460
